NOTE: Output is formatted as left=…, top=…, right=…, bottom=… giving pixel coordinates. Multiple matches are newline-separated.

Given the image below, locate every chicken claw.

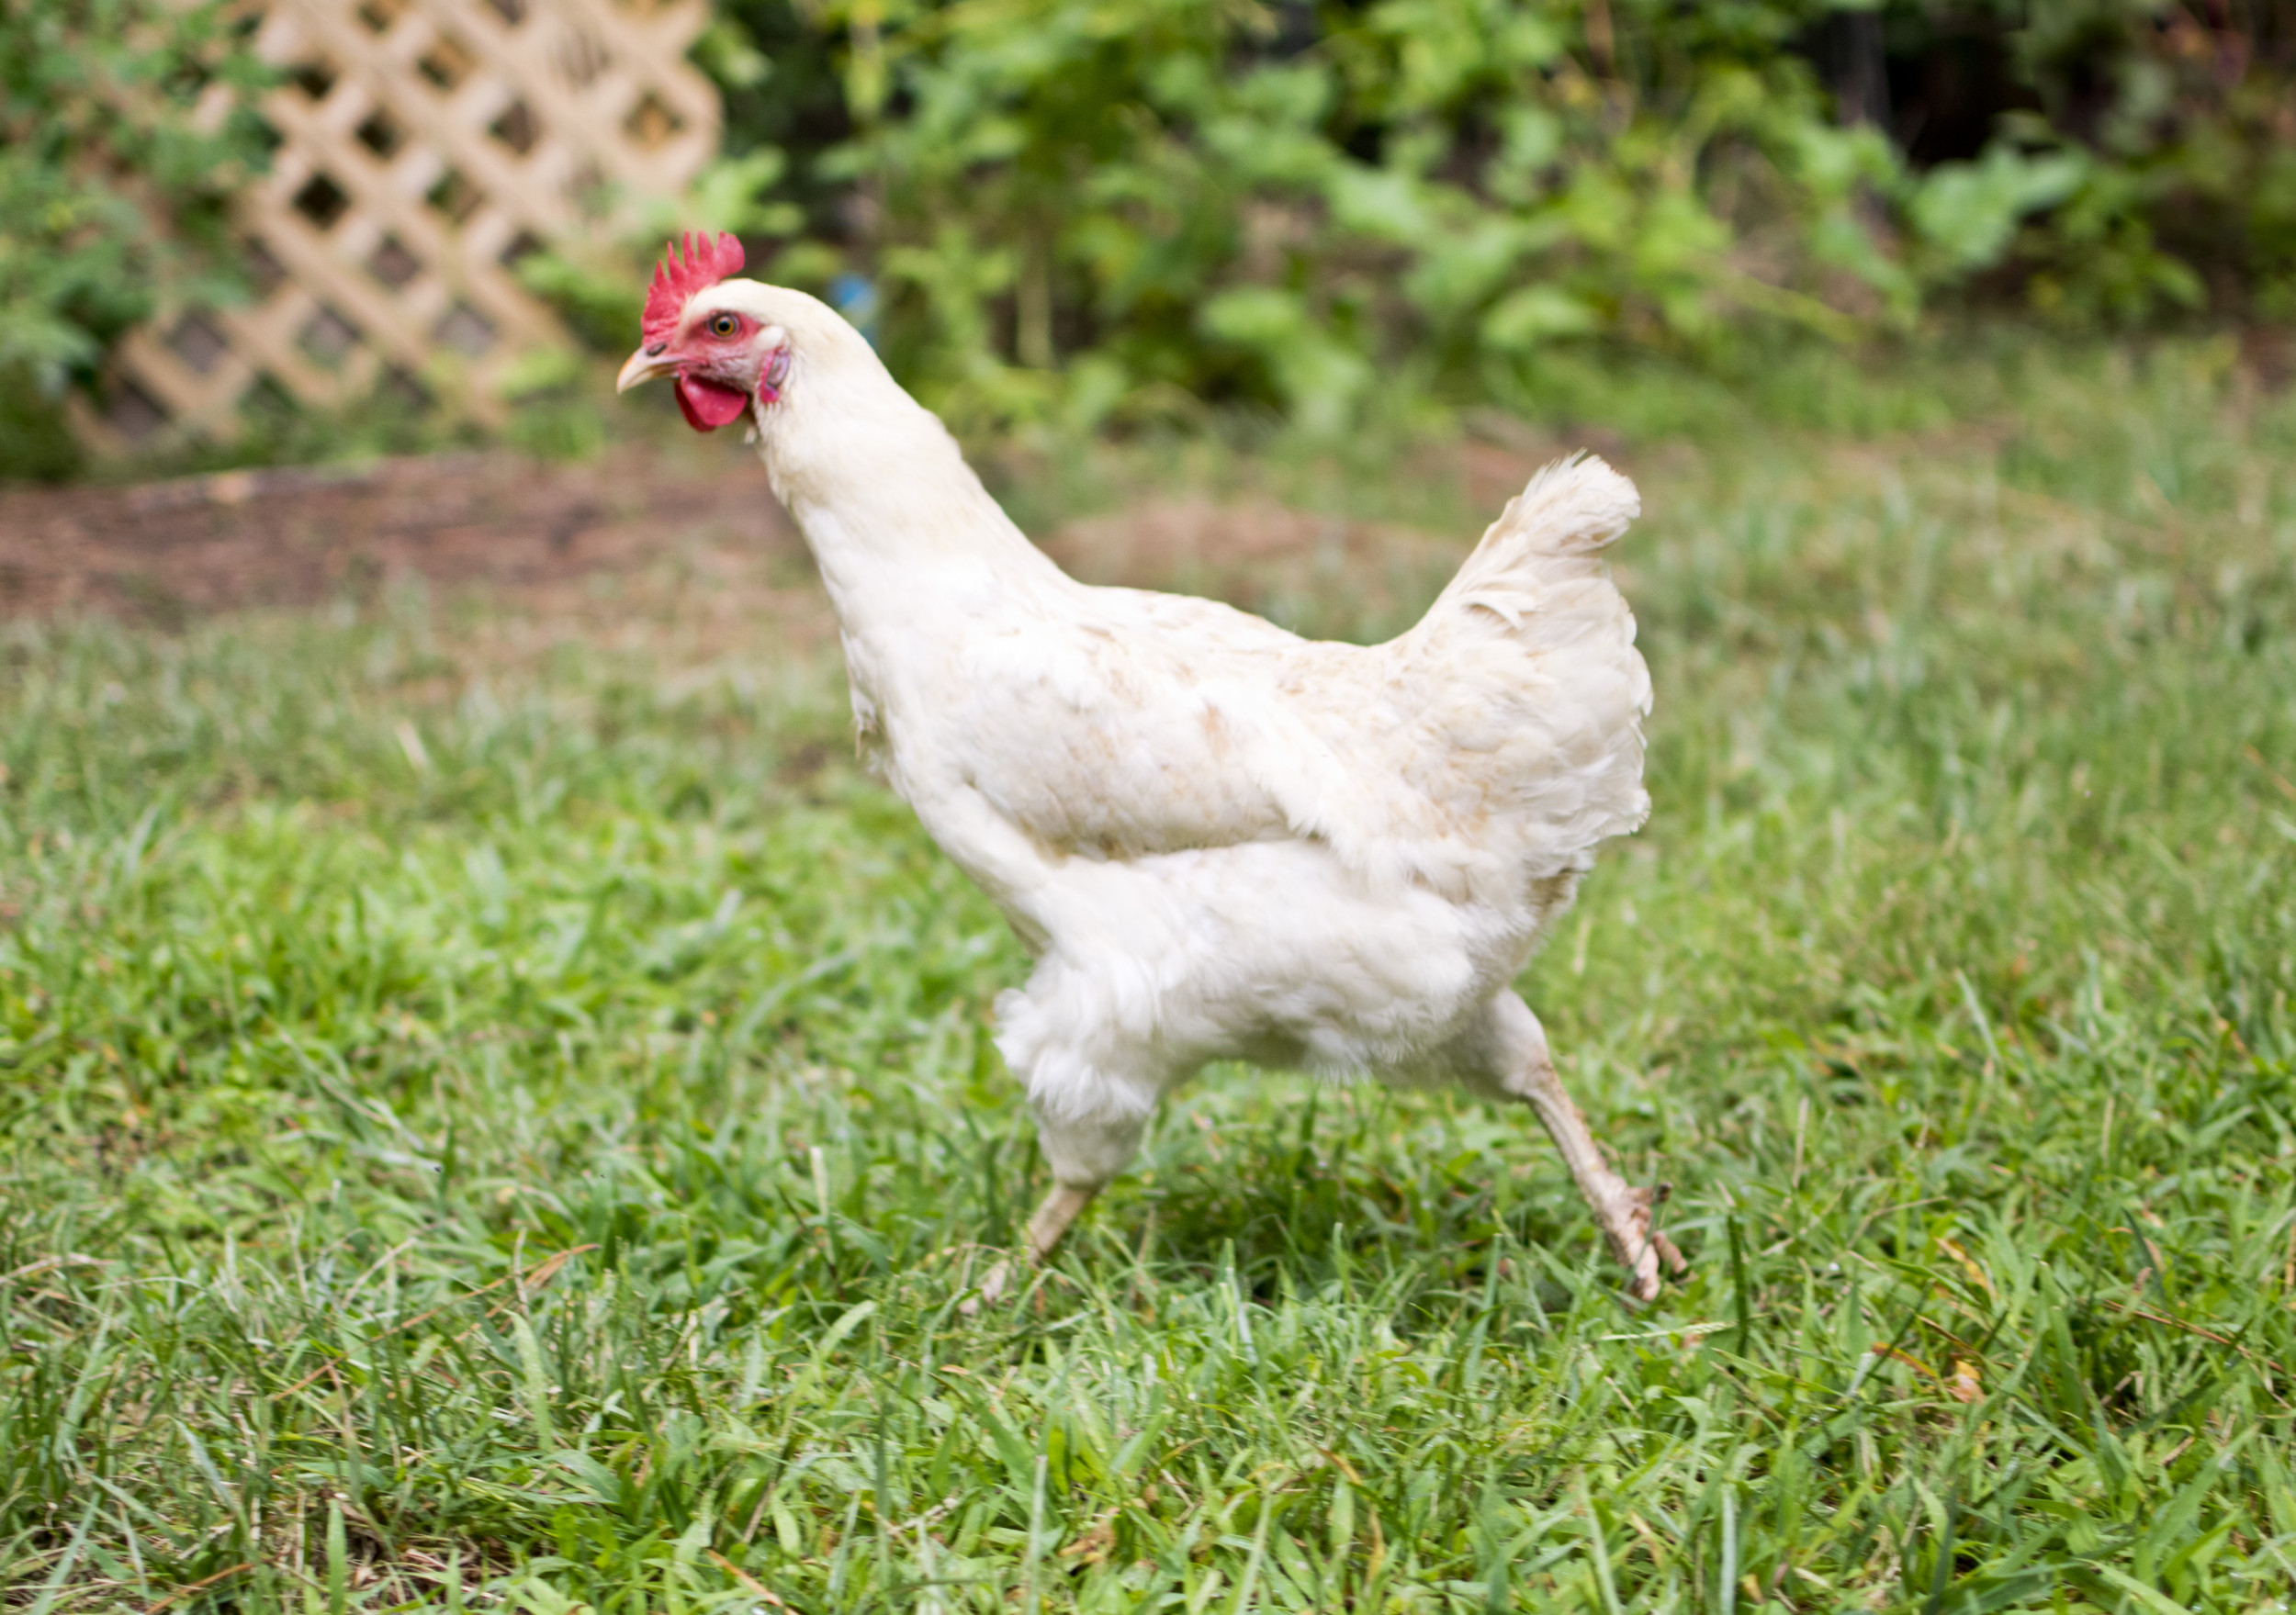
left=1598, top=1183, right=1690, bottom=1304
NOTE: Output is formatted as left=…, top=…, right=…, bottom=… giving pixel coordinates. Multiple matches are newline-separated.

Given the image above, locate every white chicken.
left=618, top=235, right=1685, bottom=1299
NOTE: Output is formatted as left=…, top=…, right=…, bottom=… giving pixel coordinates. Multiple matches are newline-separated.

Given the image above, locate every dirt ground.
left=0, top=448, right=800, bottom=625
left=0, top=440, right=1533, bottom=651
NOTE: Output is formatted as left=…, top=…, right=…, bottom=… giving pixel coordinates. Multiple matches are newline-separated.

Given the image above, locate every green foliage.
left=2002, top=3, right=2296, bottom=320
left=1906, top=142, right=2088, bottom=275
left=679, top=0, right=2296, bottom=431
left=768, top=0, right=1910, bottom=431
left=0, top=0, right=274, bottom=472
left=517, top=150, right=808, bottom=356
left=4, top=337, right=2296, bottom=1608
left=14, top=0, right=2296, bottom=462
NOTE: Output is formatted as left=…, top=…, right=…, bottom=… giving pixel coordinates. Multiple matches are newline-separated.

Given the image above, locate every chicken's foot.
left=965, top=1183, right=1100, bottom=1311
left=1513, top=1047, right=1686, bottom=1303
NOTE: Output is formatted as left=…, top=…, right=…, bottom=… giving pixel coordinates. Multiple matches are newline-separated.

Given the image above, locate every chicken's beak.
left=616, top=345, right=681, bottom=394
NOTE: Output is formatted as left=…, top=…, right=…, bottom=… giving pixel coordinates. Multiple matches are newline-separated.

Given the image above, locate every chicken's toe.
left=1593, top=1181, right=1682, bottom=1305
left=1653, top=1228, right=1688, bottom=1276
left=961, top=1257, right=1016, bottom=1316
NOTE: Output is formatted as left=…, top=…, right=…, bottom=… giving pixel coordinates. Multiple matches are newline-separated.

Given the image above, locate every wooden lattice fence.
left=82, top=0, right=719, bottom=448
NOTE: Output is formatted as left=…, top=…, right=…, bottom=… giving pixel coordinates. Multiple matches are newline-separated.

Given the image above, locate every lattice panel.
left=82, top=0, right=719, bottom=448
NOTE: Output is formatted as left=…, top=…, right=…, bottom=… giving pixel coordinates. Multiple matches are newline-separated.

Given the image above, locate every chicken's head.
left=615, top=232, right=794, bottom=432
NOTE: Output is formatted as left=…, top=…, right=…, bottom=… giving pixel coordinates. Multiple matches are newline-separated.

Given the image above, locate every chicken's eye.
left=707, top=313, right=741, bottom=339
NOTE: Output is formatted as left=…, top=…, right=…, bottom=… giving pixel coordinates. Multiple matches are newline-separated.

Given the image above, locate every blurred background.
left=6, top=10, right=2296, bottom=1607
left=6, top=0, right=2295, bottom=482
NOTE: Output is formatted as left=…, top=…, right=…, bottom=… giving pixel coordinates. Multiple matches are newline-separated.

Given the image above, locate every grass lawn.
left=5, top=336, right=2296, bottom=1612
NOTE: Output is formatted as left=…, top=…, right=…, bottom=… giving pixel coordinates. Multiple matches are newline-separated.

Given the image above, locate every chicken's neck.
left=758, top=381, right=1068, bottom=677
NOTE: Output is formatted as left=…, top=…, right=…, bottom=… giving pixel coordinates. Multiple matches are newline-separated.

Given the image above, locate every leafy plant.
left=0, top=0, right=274, bottom=476
left=755, top=0, right=1914, bottom=432
left=692, top=0, right=2296, bottom=432
left=17, top=0, right=2296, bottom=465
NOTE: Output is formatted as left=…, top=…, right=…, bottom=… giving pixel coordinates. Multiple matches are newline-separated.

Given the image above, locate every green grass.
left=5, top=336, right=2296, bottom=1612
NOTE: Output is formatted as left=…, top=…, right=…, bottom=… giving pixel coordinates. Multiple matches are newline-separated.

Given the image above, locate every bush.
left=730, top=0, right=1911, bottom=431
left=0, top=0, right=273, bottom=477
left=14, top=0, right=2296, bottom=459
left=695, top=0, right=2296, bottom=431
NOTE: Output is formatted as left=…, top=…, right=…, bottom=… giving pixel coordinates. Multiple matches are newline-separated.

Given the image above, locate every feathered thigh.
left=992, top=838, right=1581, bottom=1189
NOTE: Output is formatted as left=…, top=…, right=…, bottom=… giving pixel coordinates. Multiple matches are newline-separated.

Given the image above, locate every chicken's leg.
left=969, top=1184, right=1097, bottom=1309
left=1473, top=993, right=1685, bottom=1303
left=967, top=1104, right=1142, bottom=1309
left=1513, top=1049, right=1685, bottom=1302
left=1024, top=1183, right=1100, bottom=1257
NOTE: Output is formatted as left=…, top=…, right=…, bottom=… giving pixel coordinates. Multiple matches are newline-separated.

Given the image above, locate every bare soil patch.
left=0, top=440, right=1557, bottom=679
left=0, top=448, right=798, bottom=625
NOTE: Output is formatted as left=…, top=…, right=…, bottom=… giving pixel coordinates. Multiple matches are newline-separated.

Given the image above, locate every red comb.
left=641, top=231, right=745, bottom=346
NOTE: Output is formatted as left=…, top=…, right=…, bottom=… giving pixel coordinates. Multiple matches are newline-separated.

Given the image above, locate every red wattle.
left=675, top=376, right=751, bottom=432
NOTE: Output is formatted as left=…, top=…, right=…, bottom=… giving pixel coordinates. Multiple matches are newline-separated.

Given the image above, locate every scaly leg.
left=1513, top=1047, right=1685, bottom=1302
left=1467, top=993, right=1685, bottom=1303
left=1024, top=1183, right=1100, bottom=1259
left=966, top=1093, right=1144, bottom=1311
left=969, top=1183, right=1099, bottom=1309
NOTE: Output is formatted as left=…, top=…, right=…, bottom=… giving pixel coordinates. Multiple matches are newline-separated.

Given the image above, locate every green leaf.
left=1910, top=145, right=2088, bottom=274
left=1480, top=285, right=1599, bottom=350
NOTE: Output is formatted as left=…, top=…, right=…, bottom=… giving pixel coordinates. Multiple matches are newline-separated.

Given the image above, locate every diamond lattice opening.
left=623, top=91, right=681, bottom=149
left=424, top=168, right=484, bottom=224
left=355, top=110, right=404, bottom=160
left=289, top=58, right=337, bottom=99
left=382, top=367, right=433, bottom=410
left=433, top=302, right=498, bottom=357
left=103, top=377, right=169, bottom=441
left=242, top=238, right=287, bottom=296
left=291, top=173, right=351, bottom=230
left=419, top=34, right=477, bottom=92
left=489, top=100, right=539, bottom=155
left=367, top=236, right=422, bottom=288
left=165, top=312, right=231, bottom=376
left=298, top=307, right=364, bottom=368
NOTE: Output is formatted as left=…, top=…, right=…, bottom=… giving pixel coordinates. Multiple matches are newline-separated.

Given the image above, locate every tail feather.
left=1349, top=450, right=1651, bottom=902
left=1430, top=454, right=1639, bottom=630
